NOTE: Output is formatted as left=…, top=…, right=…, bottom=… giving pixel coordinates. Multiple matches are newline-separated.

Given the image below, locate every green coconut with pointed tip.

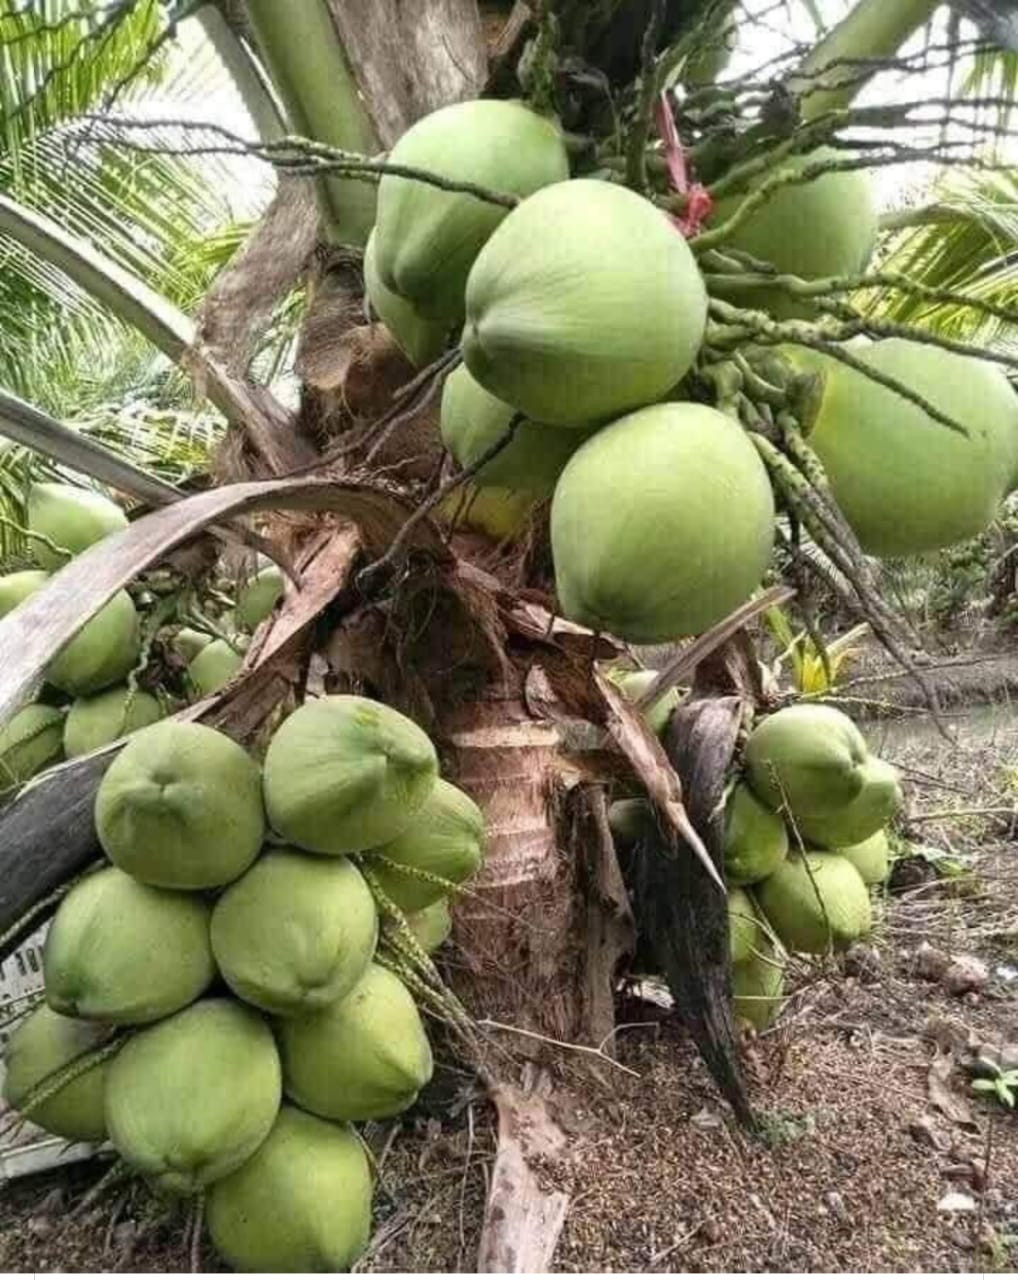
left=732, top=940, right=785, bottom=1031
left=0, top=568, right=49, bottom=616
left=207, top=1105, right=372, bottom=1273
left=63, top=685, right=163, bottom=758
left=607, top=668, right=681, bottom=737
left=796, top=757, right=902, bottom=848
left=172, top=627, right=214, bottom=662
left=728, top=887, right=761, bottom=965
left=406, top=898, right=452, bottom=954
left=756, top=851, right=872, bottom=955
left=188, top=638, right=243, bottom=697
left=211, top=850, right=378, bottom=1016
left=440, top=364, right=590, bottom=498
left=43, top=867, right=214, bottom=1025
left=105, top=998, right=281, bottom=1196
left=711, top=148, right=877, bottom=320
left=27, top=482, right=128, bottom=569
left=263, top=696, right=438, bottom=854
left=463, top=179, right=708, bottom=427
left=0, top=703, right=64, bottom=789
left=95, top=720, right=265, bottom=889
left=837, top=828, right=891, bottom=885
left=364, top=229, right=449, bottom=368
left=790, top=339, right=1018, bottom=555
left=374, top=99, right=570, bottom=323
left=366, top=778, right=485, bottom=913
left=236, top=564, right=285, bottom=632
left=2, top=1005, right=114, bottom=1142
left=278, top=962, right=433, bottom=1122
left=551, top=403, right=775, bottom=642
left=744, top=703, right=870, bottom=821
left=723, top=783, right=789, bottom=886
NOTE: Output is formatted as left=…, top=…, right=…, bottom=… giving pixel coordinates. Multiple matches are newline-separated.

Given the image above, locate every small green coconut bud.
left=795, top=757, right=902, bottom=848
left=836, top=828, right=890, bottom=885
left=744, top=704, right=870, bottom=820
left=95, top=721, right=265, bottom=889
left=27, top=482, right=128, bottom=569
left=722, top=783, right=789, bottom=886
left=3, top=1005, right=115, bottom=1141
left=187, top=638, right=243, bottom=697
left=365, top=778, right=485, bottom=913
left=0, top=569, right=49, bottom=616
left=263, top=696, right=439, bottom=855
left=732, top=939, right=785, bottom=1031
left=278, top=962, right=433, bottom=1122
left=172, top=626, right=214, bottom=663
left=364, top=230, right=449, bottom=368
left=440, top=364, right=590, bottom=498
left=551, top=403, right=775, bottom=642
left=374, top=99, right=570, bottom=322
left=756, top=851, right=872, bottom=955
left=0, top=703, right=64, bottom=789
left=463, top=179, right=708, bottom=427
left=236, top=564, right=285, bottom=633
left=63, top=685, right=163, bottom=758
left=207, top=1105, right=372, bottom=1273
left=728, top=887, right=761, bottom=965
left=405, top=898, right=452, bottom=954
left=607, top=798, right=658, bottom=853
left=46, top=589, right=141, bottom=696
left=606, top=668, right=681, bottom=738
left=105, top=998, right=281, bottom=1196
left=211, top=850, right=378, bottom=1016
left=43, top=866, right=215, bottom=1024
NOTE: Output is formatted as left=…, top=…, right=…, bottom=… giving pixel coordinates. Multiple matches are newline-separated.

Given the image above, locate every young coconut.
left=46, top=589, right=141, bottom=696
left=263, top=696, right=438, bottom=854
left=0, top=703, right=64, bottom=789
left=837, top=828, right=891, bottom=885
left=744, top=703, right=870, bottom=819
left=187, top=638, right=243, bottom=697
left=794, top=757, right=902, bottom=848
left=63, top=685, right=163, bottom=758
left=373, top=99, right=570, bottom=323
left=405, top=898, right=452, bottom=954
left=95, top=721, right=265, bottom=889
left=440, top=364, right=590, bottom=499
left=172, top=626, right=214, bottom=663
left=463, top=179, right=708, bottom=427
left=365, top=778, right=485, bottom=912
left=606, top=667, right=681, bottom=737
left=363, top=229, right=449, bottom=368
left=437, top=482, right=539, bottom=542
left=207, top=1106, right=372, bottom=1273
left=27, top=481, right=127, bottom=569
left=722, top=783, right=789, bottom=885
left=211, top=850, right=378, bottom=1015
left=550, top=403, right=775, bottom=642
left=3, top=1005, right=115, bottom=1141
left=0, top=568, right=49, bottom=616
left=756, top=851, right=872, bottom=955
left=104, top=998, right=281, bottom=1195
left=728, top=887, right=761, bottom=965
left=732, top=939, right=785, bottom=1031
left=235, top=563, right=285, bottom=633
left=277, top=962, right=433, bottom=1122
left=43, top=867, right=215, bottom=1024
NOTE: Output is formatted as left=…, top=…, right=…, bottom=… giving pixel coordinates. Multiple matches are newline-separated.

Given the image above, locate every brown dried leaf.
left=929, top=1048, right=978, bottom=1128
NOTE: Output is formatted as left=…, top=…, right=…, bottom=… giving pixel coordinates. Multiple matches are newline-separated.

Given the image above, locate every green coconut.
left=744, top=703, right=871, bottom=821
left=437, top=482, right=538, bottom=541
left=732, top=940, right=785, bottom=1031
left=63, top=685, right=163, bottom=758
left=406, top=899, right=453, bottom=954
left=551, top=402, right=775, bottom=642
left=46, top=589, right=141, bottom=696
left=793, top=339, right=1018, bottom=555
left=607, top=668, right=681, bottom=737
left=207, top=1105, right=372, bottom=1273
left=43, top=867, right=215, bottom=1024
left=105, top=998, right=281, bottom=1196
left=27, top=482, right=128, bottom=569
left=463, top=179, right=708, bottom=427
left=278, top=962, right=433, bottom=1122
left=188, top=638, right=243, bottom=697
left=756, top=851, right=872, bottom=955
left=373, top=99, right=570, bottom=323
left=837, top=828, right=891, bottom=885
left=95, top=720, right=265, bottom=889
left=607, top=798, right=658, bottom=851
left=728, top=887, right=761, bottom=965
left=2, top=1006, right=114, bottom=1142
left=795, top=757, right=902, bottom=848
left=172, top=627, right=214, bottom=662
left=723, top=783, right=789, bottom=885
left=710, top=148, right=877, bottom=319
left=236, top=564, right=285, bottom=632
left=440, top=364, right=589, bottom=498
left=365, top=778, right=485, bottom=912
left=0, top=568, right=49, bottom=616
left=0, top=703, right=64, bottom=789
left=364, top=229, right=449, bottom=368
left=263, top=696, right=439, bottom=854
left=211, top=850, right=378, bottom=1016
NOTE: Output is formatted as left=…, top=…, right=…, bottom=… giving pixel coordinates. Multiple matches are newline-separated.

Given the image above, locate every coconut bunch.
left=2, top=695, right=485, bottom=1272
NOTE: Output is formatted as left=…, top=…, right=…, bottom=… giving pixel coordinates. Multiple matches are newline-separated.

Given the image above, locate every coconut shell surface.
left=731, top=939, right=785, bottom=1031
left=837, top=828, right=891, bottom=885
left=0, top=703, right=64, bottom=788
left=744, top=704, right=870, bottom=820
left=795, top=757, right=902, bottom=847
left=46, top=589, right=141, bottom=696
left=756, top=851, right=872, bottom=955
left=723, top=782, right=789, bottom=885
left=363, top=230, right=450, bottom=369
left=27, top=482, right=128, bottom=570
left=63, top=685, right=163, bottom=758
left=187, top=638, right=243, bottom=697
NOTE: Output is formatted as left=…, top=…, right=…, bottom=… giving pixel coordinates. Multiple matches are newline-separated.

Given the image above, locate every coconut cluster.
left=2, top=696, right=485, bottom=1272
left=611, top=698, right=898, bottom=1032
